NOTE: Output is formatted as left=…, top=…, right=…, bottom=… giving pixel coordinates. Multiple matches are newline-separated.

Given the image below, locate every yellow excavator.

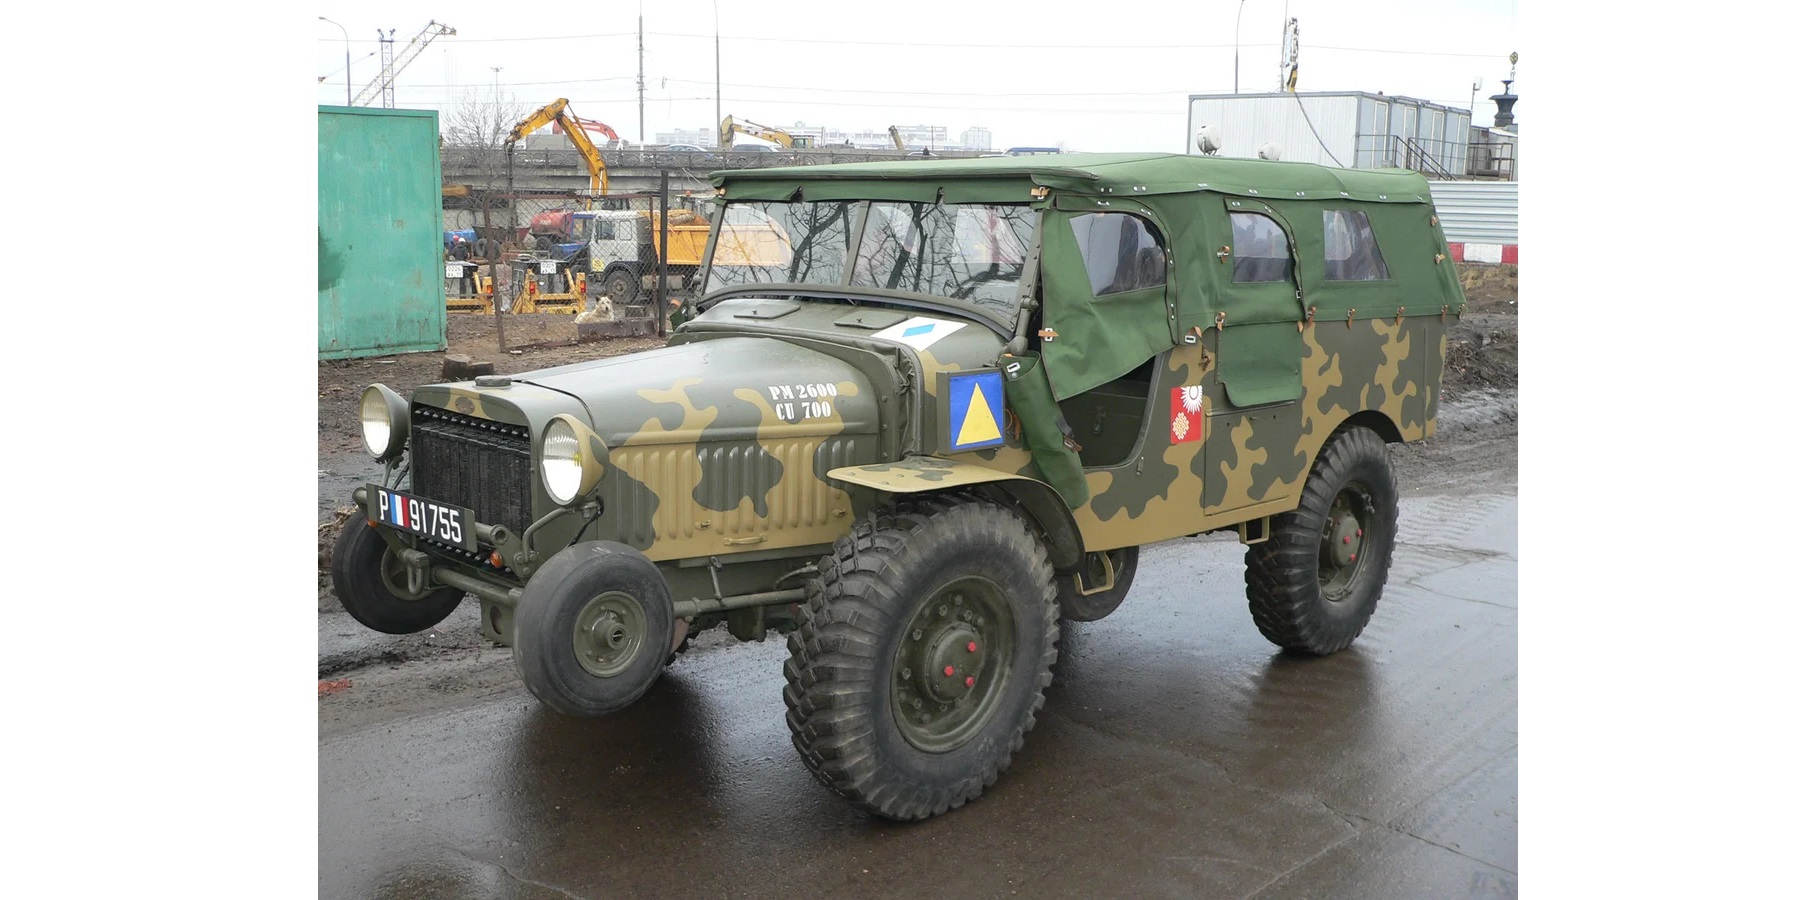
left=510, top=98, right=611, bottom=204
left=888, top=125, right=907, bottom=151
left=719, top=115, right=816, bottom=149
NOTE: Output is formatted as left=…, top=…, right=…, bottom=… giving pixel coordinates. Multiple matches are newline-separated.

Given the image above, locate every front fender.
left=827, top=457, right=1086, bottom=572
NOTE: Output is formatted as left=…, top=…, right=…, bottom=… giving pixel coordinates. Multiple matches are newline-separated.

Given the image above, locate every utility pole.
left=637, top=12, right=646, bottom=143
left=377, top=28, right=397, bottom=108
left=714, top=1, right=721, bottom=151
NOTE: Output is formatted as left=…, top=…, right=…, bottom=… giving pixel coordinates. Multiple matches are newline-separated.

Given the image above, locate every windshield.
left=705, top=200, right=1036, bottom=322
left=707, top=202, right=856, bottom=289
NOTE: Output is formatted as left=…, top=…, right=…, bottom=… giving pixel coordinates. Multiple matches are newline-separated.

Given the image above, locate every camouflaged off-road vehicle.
left=333, top=152, right=1463, bottom=820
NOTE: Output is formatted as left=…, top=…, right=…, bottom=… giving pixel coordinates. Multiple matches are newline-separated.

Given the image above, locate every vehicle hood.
left=514, top=338, right=879, bottom=445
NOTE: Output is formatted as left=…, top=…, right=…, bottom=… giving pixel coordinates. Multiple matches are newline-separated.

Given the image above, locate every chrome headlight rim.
left=359, top=384, right=410, bottom=462
left=539, top=413, right=608, bottom=508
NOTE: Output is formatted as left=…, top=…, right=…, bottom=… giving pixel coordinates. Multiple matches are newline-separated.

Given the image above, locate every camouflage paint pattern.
left=896, top=314, right=1442, bottom=553
left=377, top=202, right=1445, bottom=594
left=401, top=336, right=878, bottom=570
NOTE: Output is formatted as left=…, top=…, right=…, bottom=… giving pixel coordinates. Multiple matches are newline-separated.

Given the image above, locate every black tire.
left=1056, top=546, right=1140, bottom=622
left=1244, top=425, right=1399, bottom=655
left=329, top=518, right=464, bottom=635
left=785, top=498, right=1060, bottom=821
left=513, top=541, right=677, bottom=717
left=602, top=268, right=639, bottom=307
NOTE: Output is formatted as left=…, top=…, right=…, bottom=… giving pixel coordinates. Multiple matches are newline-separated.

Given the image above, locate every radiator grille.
left=409, top=405, right=534, bottom=533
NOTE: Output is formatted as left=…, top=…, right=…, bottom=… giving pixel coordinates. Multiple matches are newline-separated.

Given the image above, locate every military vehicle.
left=332, top=152, right=1464, bottom=820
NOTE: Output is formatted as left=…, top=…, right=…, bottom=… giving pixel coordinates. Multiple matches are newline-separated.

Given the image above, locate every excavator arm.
left=509, top=98, right=609, bottom=201
left=720, top=115, right=810, bottom=149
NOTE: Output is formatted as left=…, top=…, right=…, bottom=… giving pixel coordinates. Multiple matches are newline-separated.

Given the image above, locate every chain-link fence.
left=439, top=177, right=713, bottom=337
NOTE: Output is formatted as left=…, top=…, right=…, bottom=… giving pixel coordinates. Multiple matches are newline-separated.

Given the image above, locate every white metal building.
left=1186, top=91, right=1478, bottom=178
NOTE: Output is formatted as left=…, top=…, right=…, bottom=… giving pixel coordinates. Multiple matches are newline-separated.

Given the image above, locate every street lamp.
left=320, top=16, right=350, bottom=106
left=1233, top=0, right=1245, bottom=94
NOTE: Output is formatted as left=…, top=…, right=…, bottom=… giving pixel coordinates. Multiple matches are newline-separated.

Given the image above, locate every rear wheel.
left=785, top=498, right=1060, bottom=820
left=1244, top=426, right=1398, bottom=655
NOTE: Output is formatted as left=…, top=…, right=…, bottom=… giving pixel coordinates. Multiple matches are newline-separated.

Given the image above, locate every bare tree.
left=440, top=91, right=533, bottom=349
left=442, top=90, right=529, bottom=191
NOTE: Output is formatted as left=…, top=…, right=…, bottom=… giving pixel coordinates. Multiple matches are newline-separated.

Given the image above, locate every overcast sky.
left=314, top=0, right=1519, bottom=151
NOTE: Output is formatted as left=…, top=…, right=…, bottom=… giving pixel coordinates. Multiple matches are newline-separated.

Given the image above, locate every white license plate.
left=370, top=485, right=476, bottom=552
left=446, top=263, right=463, bottom=279
left=539, top=259, right=558, bottom=275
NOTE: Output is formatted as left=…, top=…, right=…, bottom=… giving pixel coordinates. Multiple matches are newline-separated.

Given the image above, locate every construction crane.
left=354, top=21, right=456, bottom=107
left=719, top=115, right=815, bottom=149
left=509, top=98, right=610, bottom=203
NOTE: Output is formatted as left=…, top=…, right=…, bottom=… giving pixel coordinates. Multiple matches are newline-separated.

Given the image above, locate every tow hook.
left=395, top=547, right=433, bottom=596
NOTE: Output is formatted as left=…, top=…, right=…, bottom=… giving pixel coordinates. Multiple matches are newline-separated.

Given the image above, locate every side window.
left=1230, top=212, right=1291, bottom=283
left=1068, top=213, right=1166, bottom=297
left=1322, top=210, right=1391, bottom=281
left=595, top=218, right=616, bottom=240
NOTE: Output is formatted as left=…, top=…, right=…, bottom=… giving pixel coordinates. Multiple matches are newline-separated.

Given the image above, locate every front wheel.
left=601, top=268, right=639, bottom=307
left=1244, top=425, right=1399, bottom=655
left=512, top=542, right=677, bottom=717
left=785, top=498, right=1060, bottom=820
left=329, top=518, right=464, bottom=635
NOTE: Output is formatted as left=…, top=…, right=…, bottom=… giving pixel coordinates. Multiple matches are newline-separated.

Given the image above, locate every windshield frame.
left=699, top=199, right=1040, bottom=331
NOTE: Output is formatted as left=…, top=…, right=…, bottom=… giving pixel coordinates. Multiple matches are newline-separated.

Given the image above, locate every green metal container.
left=318, top=106, right=446, bottom=359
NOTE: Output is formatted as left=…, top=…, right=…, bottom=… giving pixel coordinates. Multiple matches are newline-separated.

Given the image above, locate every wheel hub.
left=1325, top=509, right=1363, bottom=571
left=573, top=592, right=645, bottom=677
left=1319, top=486, right=1373, bottom=600
left=916, top=624, right=986, bottom=702
left=890, top=578, right=1012, bottom=753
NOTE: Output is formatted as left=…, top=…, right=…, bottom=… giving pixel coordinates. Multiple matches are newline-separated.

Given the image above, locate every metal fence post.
left=658, top=170, right=670, bottom=338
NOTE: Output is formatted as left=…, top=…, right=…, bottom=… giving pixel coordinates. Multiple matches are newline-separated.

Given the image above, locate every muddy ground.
left=316, top=265, right=1516, bottom=677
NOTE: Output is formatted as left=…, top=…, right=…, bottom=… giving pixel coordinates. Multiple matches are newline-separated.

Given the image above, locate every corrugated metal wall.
left=319, top=106, right=446, bottom=359
left=1187, top=94, right=1358, bottom=166
left=1428, top=181, right=1519, bottom=244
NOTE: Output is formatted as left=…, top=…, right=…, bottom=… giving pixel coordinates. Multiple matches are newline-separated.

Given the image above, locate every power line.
left=318, top=31, right=1510, bottom=59
left=395, top=93, right=1189, bottom=116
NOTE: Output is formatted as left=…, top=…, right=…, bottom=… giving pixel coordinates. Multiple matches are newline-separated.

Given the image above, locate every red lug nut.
left=967, top=641, right=977, bottom=653
left=944, top=666, right=955, bottom=677
left=965, top=676, right=975, bottom=687
left=1349, top=553, right=1357, bottom=562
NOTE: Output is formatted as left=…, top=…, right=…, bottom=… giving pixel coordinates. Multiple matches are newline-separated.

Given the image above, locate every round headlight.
left=540, top=416, right=584, bottom=505
left=359, top=384, right=410, bottom=462
left=539, top=414, right=608, bottom=508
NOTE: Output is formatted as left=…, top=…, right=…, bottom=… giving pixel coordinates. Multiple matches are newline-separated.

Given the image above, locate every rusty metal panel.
left=1428, top=181, right=1519, bottom=244
left=318, top=106, right=446, bottom=359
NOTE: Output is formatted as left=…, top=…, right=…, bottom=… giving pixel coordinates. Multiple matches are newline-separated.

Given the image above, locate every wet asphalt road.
left=320, top=491, right=1516, bottom=899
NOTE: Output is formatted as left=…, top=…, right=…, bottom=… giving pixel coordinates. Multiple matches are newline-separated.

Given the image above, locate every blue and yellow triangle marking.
left=948, top=372, right=1005, bottom=451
